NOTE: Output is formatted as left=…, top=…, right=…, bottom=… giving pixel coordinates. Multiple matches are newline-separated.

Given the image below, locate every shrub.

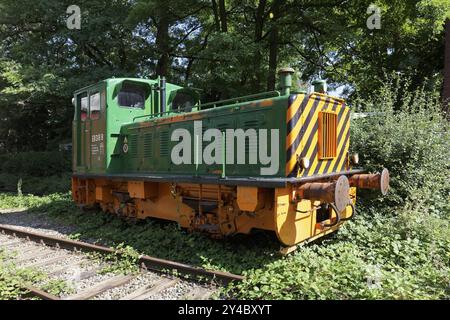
left=0, top=172, right=71, bottom=194
left=0, top=151, right=71, bottom=177
left=351, top=76, right=450, bottom=210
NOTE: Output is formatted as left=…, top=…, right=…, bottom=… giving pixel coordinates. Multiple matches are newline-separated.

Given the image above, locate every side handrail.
left=196, top=91, right=281, bottom=110
left=133, top=109, right=183, bottom=122
left=132, top=90, right=282, bottom=122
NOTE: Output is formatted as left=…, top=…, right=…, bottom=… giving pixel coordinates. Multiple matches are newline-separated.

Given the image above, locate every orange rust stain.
left=184, top=113, right=203, bottom=121
left=259, top=100, right=274, bottom=107
left=137, top=113, right=204, bottom=128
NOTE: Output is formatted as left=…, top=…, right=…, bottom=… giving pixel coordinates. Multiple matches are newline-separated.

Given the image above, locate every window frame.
left=79, top=92, right=89, bottom=122
left=89, top=91, right=101, bottom=120
left=171, top=91, right=196, bottom=113
left=117, top=84, right=147, bottom=110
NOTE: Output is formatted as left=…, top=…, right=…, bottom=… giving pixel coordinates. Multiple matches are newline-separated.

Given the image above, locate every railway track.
left=0, top=224, right=243, bottom=300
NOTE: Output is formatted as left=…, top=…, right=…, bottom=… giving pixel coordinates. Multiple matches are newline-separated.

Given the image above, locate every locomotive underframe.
left=71, top=174, right=358, bottom=247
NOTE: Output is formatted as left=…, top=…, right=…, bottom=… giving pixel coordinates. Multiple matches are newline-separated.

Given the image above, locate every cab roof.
left=73, top=77, right=182, bottom=95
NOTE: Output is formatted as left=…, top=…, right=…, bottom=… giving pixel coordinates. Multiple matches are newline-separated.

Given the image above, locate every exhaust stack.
left=312, top=79, right=327, bottom=94
left=159, top=76, right=166, bottom=113
left=278, top=67, right=295, bottom=96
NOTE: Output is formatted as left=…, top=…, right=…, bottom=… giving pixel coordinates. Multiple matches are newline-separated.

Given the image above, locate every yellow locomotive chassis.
left=72, top=176, right=358, bottom=247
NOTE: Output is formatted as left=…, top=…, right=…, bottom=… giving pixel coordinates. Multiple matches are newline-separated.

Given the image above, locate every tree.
left=0, top=0, right=448, bottom=152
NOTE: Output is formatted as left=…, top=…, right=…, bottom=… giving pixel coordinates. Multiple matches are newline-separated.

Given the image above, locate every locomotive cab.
left=72, top=78, right=196, bottom=175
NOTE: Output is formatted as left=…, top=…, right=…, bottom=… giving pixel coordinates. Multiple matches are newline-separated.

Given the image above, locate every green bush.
left=0, top=151, right=71, bottom=177
left=351, top=76, right=450, bottom=210
left=0, top=151, right=71, bottom=194
left=0, top=172, right=71, bottom=194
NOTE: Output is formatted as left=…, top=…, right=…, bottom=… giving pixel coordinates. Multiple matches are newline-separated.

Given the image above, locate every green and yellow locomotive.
left=71, top=68, right=389, bottom=250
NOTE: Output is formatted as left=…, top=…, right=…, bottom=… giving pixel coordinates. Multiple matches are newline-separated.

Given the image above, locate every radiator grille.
left=143, top=133, right=153, bottom=158
left=159, top=131, right=169, bottom=157
left=128, top=134, right=138, bottom=158
left=318, top=112, right=337, bottom=159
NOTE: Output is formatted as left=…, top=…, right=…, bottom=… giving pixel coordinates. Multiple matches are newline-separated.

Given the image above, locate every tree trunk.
left=211, top=0, right=221, bottom=32
left=156, top=11, right=170, bottom=77
left=255, top=0, right=266, bottom=40
left=252, top=0, right=267, bottom=92
left=185, top=58, right=193, bottom=83
left=218, top=0, right=227, bottom=32
left=266, top=0, right=281, bottom=91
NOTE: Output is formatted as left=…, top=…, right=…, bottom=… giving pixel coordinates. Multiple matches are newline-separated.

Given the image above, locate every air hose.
left=323, top=203, right=341, bottom=227
left=323, top=202, right=355, bottom=227
left=340, top=202, right=356, bottom=221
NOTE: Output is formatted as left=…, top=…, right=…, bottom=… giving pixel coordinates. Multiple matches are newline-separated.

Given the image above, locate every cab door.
left=83, top=107, right=91, bottom=171
left=88, top=86, right=107, bottom=173
left=74, top=93, right=89, bottom=172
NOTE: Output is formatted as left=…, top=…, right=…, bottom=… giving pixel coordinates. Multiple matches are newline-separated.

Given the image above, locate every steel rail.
left=0, top=224, right=244, bottom=286
left=22, top=285, right=60, bottom=300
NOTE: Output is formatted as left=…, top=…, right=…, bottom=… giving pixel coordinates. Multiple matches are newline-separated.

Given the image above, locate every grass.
left=0, top=247, right=73, bottom=299
left=0, top=192, right=281, bottom=274
left=0, top=192, right=448, bottom=300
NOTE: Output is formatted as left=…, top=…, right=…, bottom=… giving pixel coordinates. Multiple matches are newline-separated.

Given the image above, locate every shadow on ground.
left=0, top=196, right=284, bottom=275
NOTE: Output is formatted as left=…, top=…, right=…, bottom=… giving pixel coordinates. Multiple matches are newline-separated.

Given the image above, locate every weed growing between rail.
left=0, top=248, right=73, bottom=299
left=87, top=244, right=141, bottom=275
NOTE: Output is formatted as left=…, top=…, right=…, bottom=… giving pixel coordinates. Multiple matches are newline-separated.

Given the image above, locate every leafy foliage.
left=95, top=244, right=141, bottom=275
left=351, top=75, right=450, bottom=208
left=0, top=151, right=71, bottom=195
left=0, top=151, right=71, bottom=176
left=0, top=0, right=448, bottom=152
left=231, top=212, right=449, bottom=299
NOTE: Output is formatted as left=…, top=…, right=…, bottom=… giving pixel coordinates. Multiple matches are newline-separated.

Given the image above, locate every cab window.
left=118, top=85, right=145, bottom=109
left=80, top=94, right=88, bottom=122
left=90, top=92, right=101, bottom=120
left=172, top=92, right=195, bottom=112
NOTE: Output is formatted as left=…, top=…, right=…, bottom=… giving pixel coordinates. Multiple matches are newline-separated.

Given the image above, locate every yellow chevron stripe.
left=316, top=102, right=343, bottom=175
left=327, top=114, right=350, bottom=173
left=295, top=98, right=328, bottom=176
left=286, top=146, right=300, bottom=175
left=285, top=97, right=324, bottom=175
left=286, top=97, right=315, bottom=151
left=285, top=96, right=303, bottom=175
left=286, top=95, right=304, bottom=123
left=285, top=160, right=294, bottom=176
left=336, top=139, right=350, bottom=172
left=304, top=138, right=319, bottom=176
